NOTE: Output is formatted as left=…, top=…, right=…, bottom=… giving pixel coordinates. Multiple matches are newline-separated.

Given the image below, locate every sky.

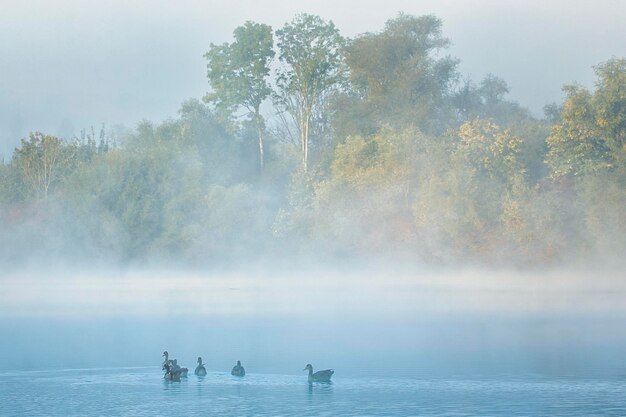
left=0, top=0, right=625, bottom=159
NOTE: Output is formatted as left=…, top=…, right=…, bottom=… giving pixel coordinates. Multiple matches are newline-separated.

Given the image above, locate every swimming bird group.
left=162, top=351, right=333, bottom=383
left=162, top=351, right=189, bottom=381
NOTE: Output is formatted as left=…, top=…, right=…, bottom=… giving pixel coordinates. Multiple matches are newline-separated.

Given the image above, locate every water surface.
left=2, top=269, right=625, bottom=415
left=2, top=367, right=626, bottom=416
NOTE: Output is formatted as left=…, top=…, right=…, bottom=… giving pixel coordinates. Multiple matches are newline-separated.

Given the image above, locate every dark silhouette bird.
left=171, top=359, right=188, bottom=378
left=161, top=351, right=187, bottom=378
left=163, top=362, right=182, bottom=381
left=195, top=357, right=207, bottom=376
left=231, top=360, right=245, bottom=377
left=304, top=364, right=334, bottom=382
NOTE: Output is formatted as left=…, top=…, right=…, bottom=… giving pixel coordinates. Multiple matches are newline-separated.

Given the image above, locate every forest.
left=1, top=13, right=624, bottom=269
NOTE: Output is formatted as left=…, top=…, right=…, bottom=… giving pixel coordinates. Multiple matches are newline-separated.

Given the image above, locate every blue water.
left=2, top=272, right=626, bottom=415
left=2, top=367, right=625, bottom=416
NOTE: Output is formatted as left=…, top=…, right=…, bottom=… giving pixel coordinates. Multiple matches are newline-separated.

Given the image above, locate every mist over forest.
left=1, top=12, right=625, bottom=271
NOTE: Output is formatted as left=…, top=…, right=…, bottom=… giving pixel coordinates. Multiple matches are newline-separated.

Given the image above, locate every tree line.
left=1, top=13, right=624, bottom=268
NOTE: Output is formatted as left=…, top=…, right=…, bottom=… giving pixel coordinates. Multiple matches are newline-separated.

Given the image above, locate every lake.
left=2, top=367, right=626, bottom=416
left=1, top=268, right=625, bottom=415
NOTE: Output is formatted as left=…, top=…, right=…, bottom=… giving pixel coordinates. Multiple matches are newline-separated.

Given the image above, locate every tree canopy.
left=1, top=14, right=625, bottom=268
left=274, top=13, right=346, bottom=172
left=205, top=21, right=275, bottom=170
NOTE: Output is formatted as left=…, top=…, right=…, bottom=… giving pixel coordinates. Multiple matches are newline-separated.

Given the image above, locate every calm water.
left=2, top=367, right=626, bottom=416
left=2, top=270, right=626, bottom=415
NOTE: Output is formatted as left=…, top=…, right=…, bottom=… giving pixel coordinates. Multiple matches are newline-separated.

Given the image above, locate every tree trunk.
left=300, top=100, right=306, bottom=171
left=255, top=109, right=264, bottom=172
left=304, top=107, right=310, bottom=173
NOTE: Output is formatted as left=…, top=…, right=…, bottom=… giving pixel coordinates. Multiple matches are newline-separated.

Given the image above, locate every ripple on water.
left=1, top=368, right=625, bottom=416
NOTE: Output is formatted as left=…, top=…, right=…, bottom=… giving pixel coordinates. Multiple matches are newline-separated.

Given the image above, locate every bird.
left=163, top=362, right=182, bottom=381
left=231, top=360, right=245, bottom=377
left=195, top=357, right=207, bottom=376
left=304, top=364, right=334, bottom=383
left=161, top=351, right=188, bottom=378
left=172, top=359, right=188, bottom=378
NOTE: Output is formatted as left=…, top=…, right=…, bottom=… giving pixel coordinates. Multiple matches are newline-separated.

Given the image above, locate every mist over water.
left=2, top=268, right=625, bottom=378
left=1, top=268, right=626, bottom=415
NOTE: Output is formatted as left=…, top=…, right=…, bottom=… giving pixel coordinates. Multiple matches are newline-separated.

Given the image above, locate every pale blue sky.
left=1, top=0, right=625, bottom=158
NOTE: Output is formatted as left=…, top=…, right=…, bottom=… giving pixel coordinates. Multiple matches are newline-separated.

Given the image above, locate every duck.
left=304, top=364, right=333, bottom=383
left=231, top=360, right=245, bottom=377
left=162, top=351, right=188, bottom=377
left=172, top=359, right=188, bottom=378
left=195, top=357, right=207, bottom=376
left=163, top=362, right=182, bottom=381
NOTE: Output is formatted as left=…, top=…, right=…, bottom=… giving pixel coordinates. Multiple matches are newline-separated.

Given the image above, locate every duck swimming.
left=304, top=364, right=333, bottom=383
left=172, top=359, right=188, bottom=378
left=161, top=351, right=188, bottom=378
left=231, top=360, right=245, bottom=377
left=163, top=362, right=182, bottom=381
left=195, top=357, right=207, bottom=376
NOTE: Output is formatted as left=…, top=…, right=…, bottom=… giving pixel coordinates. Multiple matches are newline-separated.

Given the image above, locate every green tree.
left=344, top=13, right=458, bottom=132
left=545, top=85, right=612, bottom=178
left=65, top=118, right=205, bottom=261
left=453, top=74, right=532, bottom=126
left=205, top=21, right=274, bottom=170
left=546, top=59, right=626, bottom=179
left=0, top=157, right=24, bottom=204
left=592, top=58, right=626, bottom=159
left=457, top=118, right=525, bottom=183
left=275, top=13, right=346, bottom=172
left=310, top=128, right=446, bottom=255
left=411, top=120, right=531, bottom=262
left=12, top=132, right=76, bottom=200
left=178, top=99, right=241, bottom=184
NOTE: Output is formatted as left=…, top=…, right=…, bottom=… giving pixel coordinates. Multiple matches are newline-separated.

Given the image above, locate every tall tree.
left=205, top=21, right=274, bottom=170
left=546, top=59, right=626, bottom=179
left=592, top=58, right=626, bottom=158
left=13, top=132, right=76, bottom=200
left=345, top=13, right=458, bottom=132
left=275, top=13, right=346, bottom=172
